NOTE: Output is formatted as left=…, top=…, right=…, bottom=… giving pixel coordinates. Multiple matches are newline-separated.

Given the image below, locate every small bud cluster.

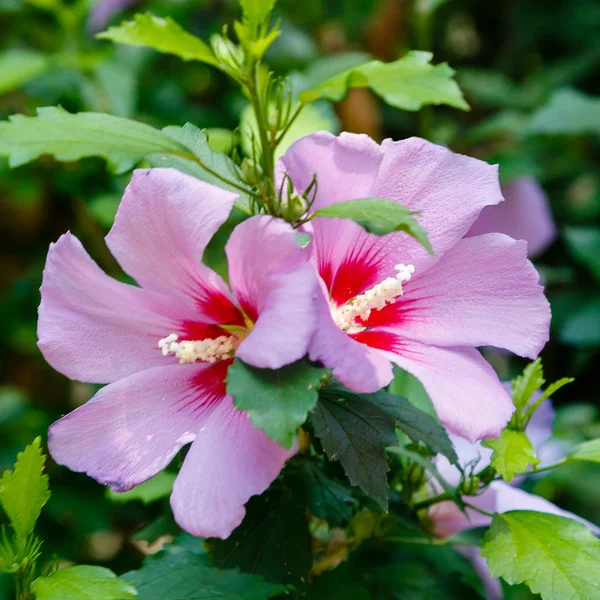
left=158, top=333, right=239, bottom=364
left=332, top=264, right=415, bottom=332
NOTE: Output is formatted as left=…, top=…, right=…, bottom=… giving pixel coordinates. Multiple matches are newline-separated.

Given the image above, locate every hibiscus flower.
left=38, top=168, right=317, bottom=538
left=430, top=395, right=599, bottom=599
left=278, top=132, right=551, bottom=441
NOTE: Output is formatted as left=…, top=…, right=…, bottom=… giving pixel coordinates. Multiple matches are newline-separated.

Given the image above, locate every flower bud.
left=459, top=475, right=481, bottom=496
left=282, top=193, right=308, bottom=222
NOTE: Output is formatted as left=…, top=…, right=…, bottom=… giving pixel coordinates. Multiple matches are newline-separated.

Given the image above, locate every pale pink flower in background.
left=88, top=0, right=141, bottom=32
left=279, top=132, right=551, bottom=442
left=431, top=394, right=599, bottom=599
left=468, top=177, right=557, bottom=258
left=39, top=168, right=317, bottom=538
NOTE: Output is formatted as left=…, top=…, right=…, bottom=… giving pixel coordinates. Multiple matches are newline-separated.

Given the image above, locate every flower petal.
left=171, top=396, right=295, bottom=538
left=226, top=216, right=317, bottom=369
left=468, top=177, right=556, bottom=258
left=106, top=169, right=242, bottom=325
left=308, top=287, right=393, bottom=393
left=280, top=133, right=503, bottom=274
left=38, top=233, right=197, bottom=383
left=48, top=362, right=228, bottom=491
left=368, top=338, right=514, bottom=441
left=364, top=234, right=550, bottom=359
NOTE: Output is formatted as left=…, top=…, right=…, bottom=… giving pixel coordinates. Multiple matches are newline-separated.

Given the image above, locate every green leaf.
left=569, top=439, right=600, bottom=464
left=97, top=13, right=217, bottom=66
left=306, top=563, right=371, bottom=600
left=107, top=471, right=175, bottom=504
left=512, top=358, right=545, bottom=412
left=0, top=437, right=50, bottom=540
left=239, top=0, right=277, bottom=24
left=367, top=390, right=458, bottom=464
left=482, top=430, right=540, bottom=482
left=300, top=51, right=468, bottom=112
left=292, top=456, right=354, bottom=526
left=212, top=488, right=312, bottom=586
left=388, top=366, right=437, bottom=418
left=227, top=359, right=327, bottom=449
left=564, top=226, right=600, bottom=281
left=149, top=123, right=254, bottom=215
left=0, top=106, right=186, bottom=172
left=312, top=390, right=398, bottom=509
left=312, top=198, right=433, bottom=254
left=528, top=88, right=600, bottom=135
left=0, top=49, right=48, bottom=95
left=124, top=548, right=284, bottom=600
left=481, top=511, right=600, bottom=600
left=33, top=566, right=137, bottom=600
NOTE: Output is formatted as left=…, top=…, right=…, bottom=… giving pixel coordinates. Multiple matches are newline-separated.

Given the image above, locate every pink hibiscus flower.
left=468, top=176, right=557, bottom=258
left=430, top=395, right=599, bottom=599
left=278, top=132, right=551, bottom=441
left=38, top=168, right=317, bottom=538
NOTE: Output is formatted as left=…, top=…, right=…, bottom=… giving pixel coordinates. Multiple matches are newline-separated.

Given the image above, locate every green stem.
left=528, top=458, right=567, bottom=476
left=275, top=102, right=306, bottom=146
left=464, top=502, right=494, bottom=518
left=413, top=492, right=452, bottom=511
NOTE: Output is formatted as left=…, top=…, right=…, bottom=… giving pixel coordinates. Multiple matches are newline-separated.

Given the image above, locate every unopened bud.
left=282, top=193, right=307, bottom=222
left=405, top=463, right=426, bottom=490
left=459, top=475, right=481, bottom=496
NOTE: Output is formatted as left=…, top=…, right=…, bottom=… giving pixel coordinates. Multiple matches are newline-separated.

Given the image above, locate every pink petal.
left=364, top=234, right=550, bottom=359
left=48, top=362, right=229, bottom=491
left=308, top=286, right=393, bottom=392
left=87, top=0, right=140, bottom=33
left=106, top=169, right=243, bottom=325
left=171, top=396, right=295, bottom=538
left=38, top=233, right=196, bottom=384
left=468, top=177, right=557, bottom=258
left=280, top=133, right=503, bottom=274
left=369, top=338, right=514, bottom=441
left=226, top=216, right=317, bottom=369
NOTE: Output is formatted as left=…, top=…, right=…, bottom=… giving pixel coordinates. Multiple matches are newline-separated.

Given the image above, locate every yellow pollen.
left=158, top=333, right=240, bottom=364
left=331, top=263, right=415, bottom=332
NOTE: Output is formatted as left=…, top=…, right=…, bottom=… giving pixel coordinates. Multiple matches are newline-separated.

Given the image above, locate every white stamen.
left=157, top=333, right=239, bottom=364
left=331, top=264, right=415, bottom=332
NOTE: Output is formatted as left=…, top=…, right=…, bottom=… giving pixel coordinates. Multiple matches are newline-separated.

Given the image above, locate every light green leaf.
left=0, top=437, right=50, bottom=540
left=97, top=13, right=217, bottom=66
left=107, top=471, right=175, bottom=504
left=482, top=430, right=540, bottom=482
left=0, top=106, right=187, bottom=172
left=529, top=88, right=600, bottom=135
left=0, top=49, right=48, bottom=95
left=151, top=123, right=254, bottom=215
left=569, top=439, right=600, bottom=464
left=33, top=566, right=137, bottom=600
left=564, top=226, right=600, bottom=281
left=300, top=51, right=468, bottom=112
left=124, top=548, right=284, bottom=600
left=511, top=358, right=545, bottom=412
left=227, top=359, right=327, bottom=449
left=239, top=0, right=277, bottom=24
left=312, top=197, right=433, bottom=254
left=481, top=511, right=600, bottom=600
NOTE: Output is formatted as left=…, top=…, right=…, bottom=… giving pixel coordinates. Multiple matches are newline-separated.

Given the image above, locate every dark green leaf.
left=481, top=511, right=600, bottom=600
left=482, top=430, right=540, bottom=482
left=528, top=88, right=600, bottom=135
left=211, top=488, right=311, bottom=586
left=97, top=13, right=218, bottom=66
left=312, top=198, right=432, bottom=254
left=0, top=437, right=50, bottom=540
left=300, top=51, right=468, bottom=112
left=227, top=359, right=327, bottom=449
left=388, top=367, right=437, bottom=418
left=367, top=390, right=457, bottom=464
left=124, top=549, right=284, bottom=599
left=312, top=391, right=398, bottom=509
left=33, top=566, right=137, bottom=600
left=564, top=226, right=600, bottom=281
left=292, top=456, right=354, bottom=526
left=306, top=563, right=371, bottom=600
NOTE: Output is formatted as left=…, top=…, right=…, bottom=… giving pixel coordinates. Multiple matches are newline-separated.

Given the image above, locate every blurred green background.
left=1, top=0, right=599, bottom=597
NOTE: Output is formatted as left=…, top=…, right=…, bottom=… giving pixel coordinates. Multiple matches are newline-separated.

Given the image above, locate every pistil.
left=158, top=333, right=240, bottom=364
